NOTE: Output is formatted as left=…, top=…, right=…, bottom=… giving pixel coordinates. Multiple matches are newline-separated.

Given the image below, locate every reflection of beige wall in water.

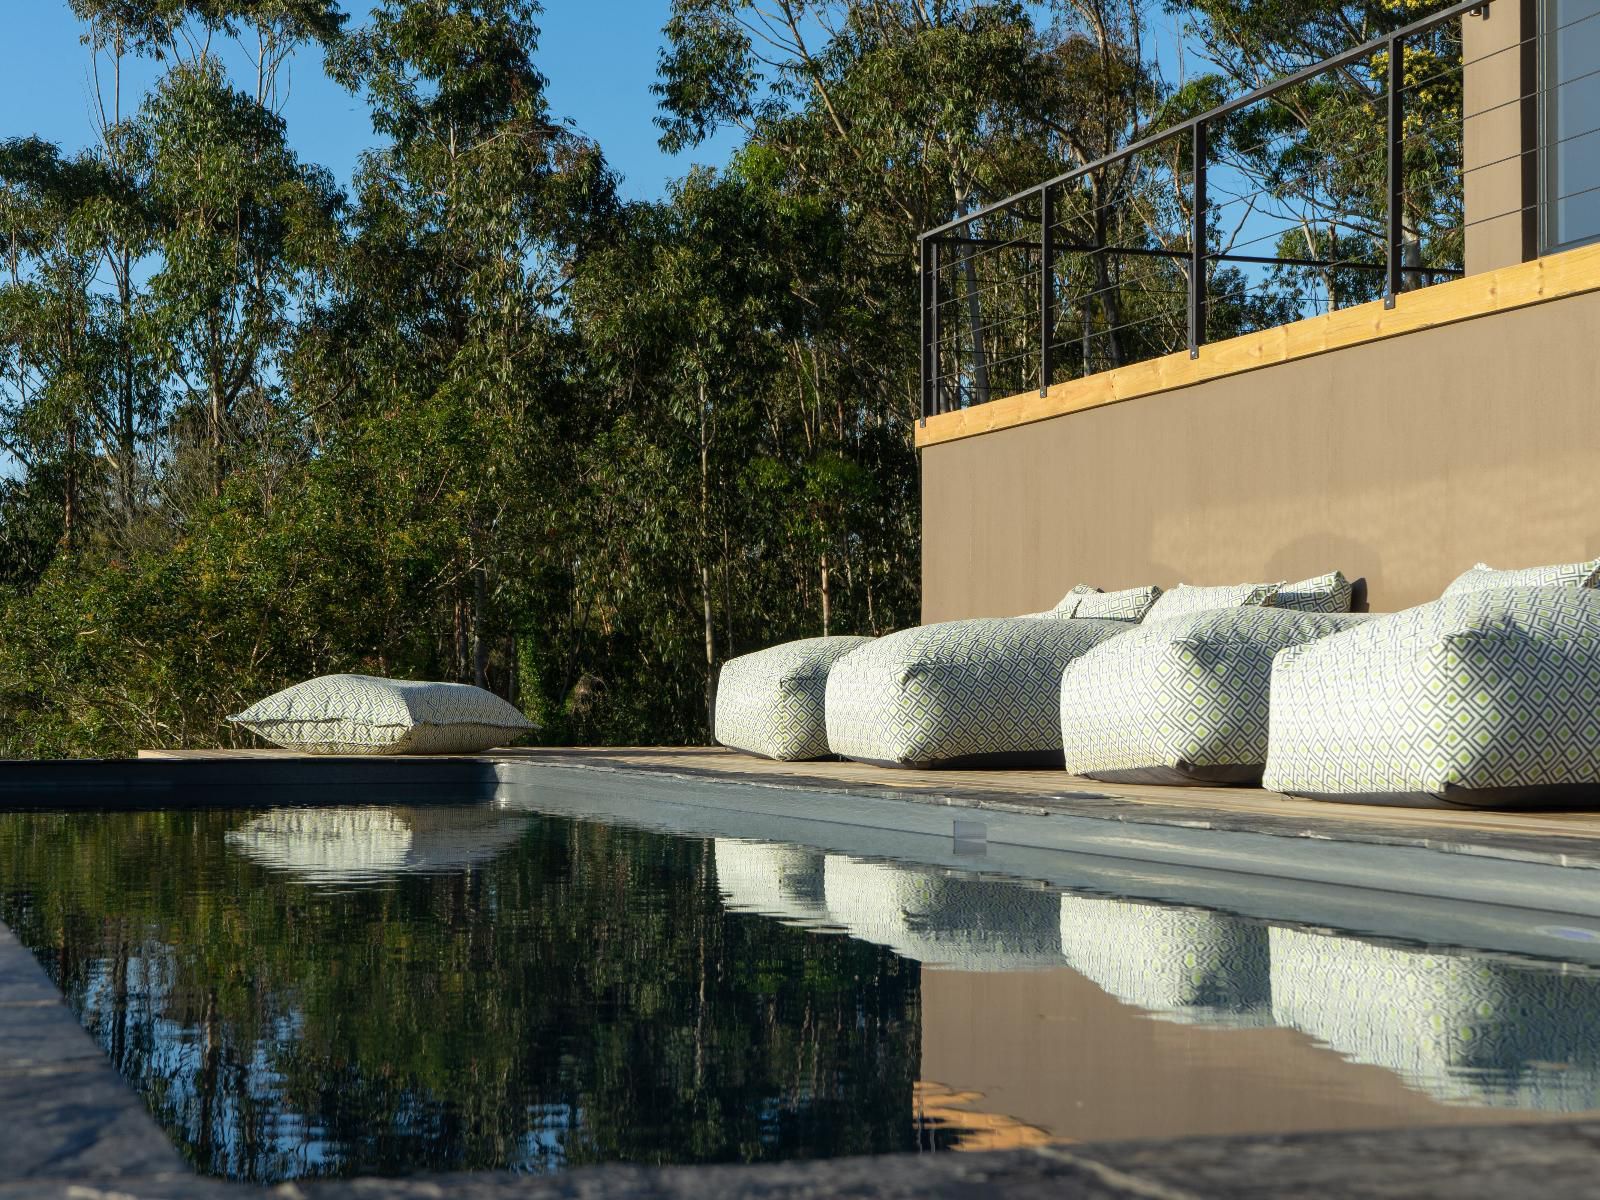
left=1464, top=1, right=1536, bottom=274
left=917, top=967, right=1590, bottom=1142
left=920, top=290, right=1600, bottom=622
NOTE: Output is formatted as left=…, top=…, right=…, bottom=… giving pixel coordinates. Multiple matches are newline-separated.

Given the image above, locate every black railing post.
left=1386, top=32, right=1405, bottom=307
left=919, top=236, right=932, bottom=422
left=1189, top=120, right=1208, bottom=358
left=930, top=238, right=941, bottom=413
left=1040, top=184, right=1055, bottom=395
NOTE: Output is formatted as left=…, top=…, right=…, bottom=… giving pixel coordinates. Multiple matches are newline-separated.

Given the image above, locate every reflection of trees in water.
left=0, top=809, right=920, bottom=1181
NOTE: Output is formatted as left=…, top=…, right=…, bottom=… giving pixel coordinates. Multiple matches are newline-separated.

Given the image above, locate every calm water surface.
left=2, top=802, right=1599, bottom=1182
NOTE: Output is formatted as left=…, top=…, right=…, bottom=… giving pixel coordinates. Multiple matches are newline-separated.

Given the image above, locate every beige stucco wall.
left=920, top=288, right=1600, bottom=622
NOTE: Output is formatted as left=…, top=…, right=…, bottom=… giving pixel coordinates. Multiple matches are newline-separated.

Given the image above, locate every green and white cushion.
left=1443, top=559, right=1600, bottom=596
left=715, top=636, right=874, bottom=760
left=825, top=618, right=1131, bottom=767
left=230, top=674, right=534, bottom=755
left=1059, top=896, right=1271, bottom=1027
left=1271, top=928, right=1600, bottom=1110
left=1143, top=581, right=1278, bottom=623
left=823, top=857, right=1063, bottom=971
left=225, top=806, right=529, bottom=883
left=713, top=839, right=835, bottom=929
left=1061, top=608, right=1372, bottom=784
left=1264, top=586, right=1600, bottom=806
left=1271, top=570, right=1355, bottom=613
left=1070, top=585, right=1162, bottom=623
left=1018, top=583, right=1100, bottom=620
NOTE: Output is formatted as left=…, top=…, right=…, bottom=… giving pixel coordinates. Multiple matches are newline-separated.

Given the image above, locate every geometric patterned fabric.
left=1016, top=583, right=1100, bottom=620
left=1442, top=558, right=1600, bottom=597
left=1143, top=581, right=1279, bottom=624
left=822, top=857, right=1065, bottom=971
left=824, top=618, right=1132, bottom=766
left=1071, top=586, right=1163, bottom=622
left=1058, top=895, right=1273, bottom=1027
left=714, top=636, right=874, bottom=760
left=1263, top=586, right=1600, bottom=806
left=1270, top=927, right=1600, bottom=1111
left=1061, top=608, right=1372, bottom=784
left=229, top=674, right=534, bottom=755
left=1272, top=570, right=1355, bottom=613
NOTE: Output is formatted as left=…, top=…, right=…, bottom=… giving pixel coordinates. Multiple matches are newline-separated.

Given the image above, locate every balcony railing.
left=918, top=0, right=1596, bottom=421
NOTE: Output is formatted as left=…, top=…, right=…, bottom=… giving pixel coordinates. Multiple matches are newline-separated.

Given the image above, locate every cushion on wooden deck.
left=1059, top=895, right=1272, bottom=1027
left=1270, top=928, right=1600, bottom=1110
left=1263, top=586, right=1600, bottom=806
left=1442, top=558, right=1600, bottom=596
left=825, top=618, right=1130, bottom=767
left=229, top=674, right=533, bottom=755
left=1060, top=608, right=1372, bottom=785
left=1018, top=583, right=1102, bottom=619
left=1271, top=570, right=1355, bottom=613
left=715, top=635, right=874, bottom=761
left=1142, top=581, right=1278, bottom=623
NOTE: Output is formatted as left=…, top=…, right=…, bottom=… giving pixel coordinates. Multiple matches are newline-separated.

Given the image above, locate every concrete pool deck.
left=8, top=746, right=1600, bottom=1196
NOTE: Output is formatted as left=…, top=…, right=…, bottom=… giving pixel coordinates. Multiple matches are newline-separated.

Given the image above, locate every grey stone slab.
left=0, top=1057, right=185, bottom=1181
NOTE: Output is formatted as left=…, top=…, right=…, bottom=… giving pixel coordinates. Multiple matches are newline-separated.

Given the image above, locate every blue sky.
left=0, top=1, right=743, bottom=202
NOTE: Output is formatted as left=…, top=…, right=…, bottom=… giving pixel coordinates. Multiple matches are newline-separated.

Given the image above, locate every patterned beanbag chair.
left=1060, top=608, right=1371, bottom=785
left=715, top=636, right=874, bottom=760
left=1059, top=895, right=1271, bottom=1027
left=825, top=618, right=1132, bottom=767
left=1442, top=558, right=1600, bottom=596
left=1142, top=581, right=1278, bottom=623
left=1270, top=928, right=1600, bottom=1110
left=1264, top=586, right=1600, bottom=807
left=823, top=857, right=1063, bottom=971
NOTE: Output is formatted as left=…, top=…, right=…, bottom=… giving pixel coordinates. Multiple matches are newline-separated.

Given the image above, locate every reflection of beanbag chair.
left=822, top=857, right=1062, bottom=971
left=715, top=637, right=875, bottom=760
left=1265, top=587, right=1600, bottom=806
left=825, top=619, right=1131, bottom=767
left=1058, top=895, right=1271, bottom=1026
left=225, top=806, right=527, bottom=884
left=712, top=839, right=833, bottom=929
left=1061, top=608, right=1372, bottom=784
left=1270, top=927, right=1600, bottom=1110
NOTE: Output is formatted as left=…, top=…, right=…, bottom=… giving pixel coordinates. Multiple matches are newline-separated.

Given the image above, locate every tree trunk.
left=820, top=553, right=831, bottom=636
left=472, top=565, right=488, bottom=689
left=699, top=381, right=716, bottom=734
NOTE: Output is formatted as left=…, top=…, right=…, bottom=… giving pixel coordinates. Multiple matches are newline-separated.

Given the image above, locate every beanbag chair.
left=715, top=636, right=874, bottom=760
left=1264, top=586, right=1600, bottom=807
left=1061, top=608, right=1372, bottom=785
left=1442, top=558, right=1600, bottom=596
left=825, top=618, right=1131, bottom=767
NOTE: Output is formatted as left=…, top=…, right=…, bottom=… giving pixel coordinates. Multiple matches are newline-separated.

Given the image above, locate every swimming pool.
left=2, top=779, right=1599, bottom=1183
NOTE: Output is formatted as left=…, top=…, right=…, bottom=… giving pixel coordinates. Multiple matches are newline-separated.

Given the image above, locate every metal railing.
left=917, top=0, right=1574, bottom=420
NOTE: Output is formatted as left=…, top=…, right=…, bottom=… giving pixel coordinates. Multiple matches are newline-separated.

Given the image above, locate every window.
left=1545, top=0, right=1600, bottom=250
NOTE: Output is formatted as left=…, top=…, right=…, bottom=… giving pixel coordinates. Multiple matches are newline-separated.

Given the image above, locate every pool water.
left=2, top=802, right=1599, bottom=1182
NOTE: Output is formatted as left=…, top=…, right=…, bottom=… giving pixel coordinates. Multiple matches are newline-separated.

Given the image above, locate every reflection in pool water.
left=1058, top=895, right=1272, bottom=1027
left=1, top=812, right=1599, bottom=1181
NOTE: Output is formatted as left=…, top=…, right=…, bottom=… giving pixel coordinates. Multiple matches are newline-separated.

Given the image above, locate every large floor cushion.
left=1270, top=928, right=1600, bottom=1110
left=1061, top=608, right=1372, bottom=785
left=1143, top=581, right=1278, bottom=623
left=1263, top=587, right=1600, bottom=807
left=825, top=618, right=1131, bottom=767
left=1059, top=896, right=1271, bottom=1027
left=1272, top=570, right=1355, bottom=613
left=230, top=674, right=534, bottom=754
left=713, top=839, right=835, bottom=929
left=823, top=857, right=1063, bottom=970
left=1443, top=558, right=1600, bottom=596
left=715, top=636, right=874, bottom=760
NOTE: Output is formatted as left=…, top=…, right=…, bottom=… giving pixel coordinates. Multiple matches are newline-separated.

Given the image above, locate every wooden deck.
left=133, top=744, right=1600, bottom=866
